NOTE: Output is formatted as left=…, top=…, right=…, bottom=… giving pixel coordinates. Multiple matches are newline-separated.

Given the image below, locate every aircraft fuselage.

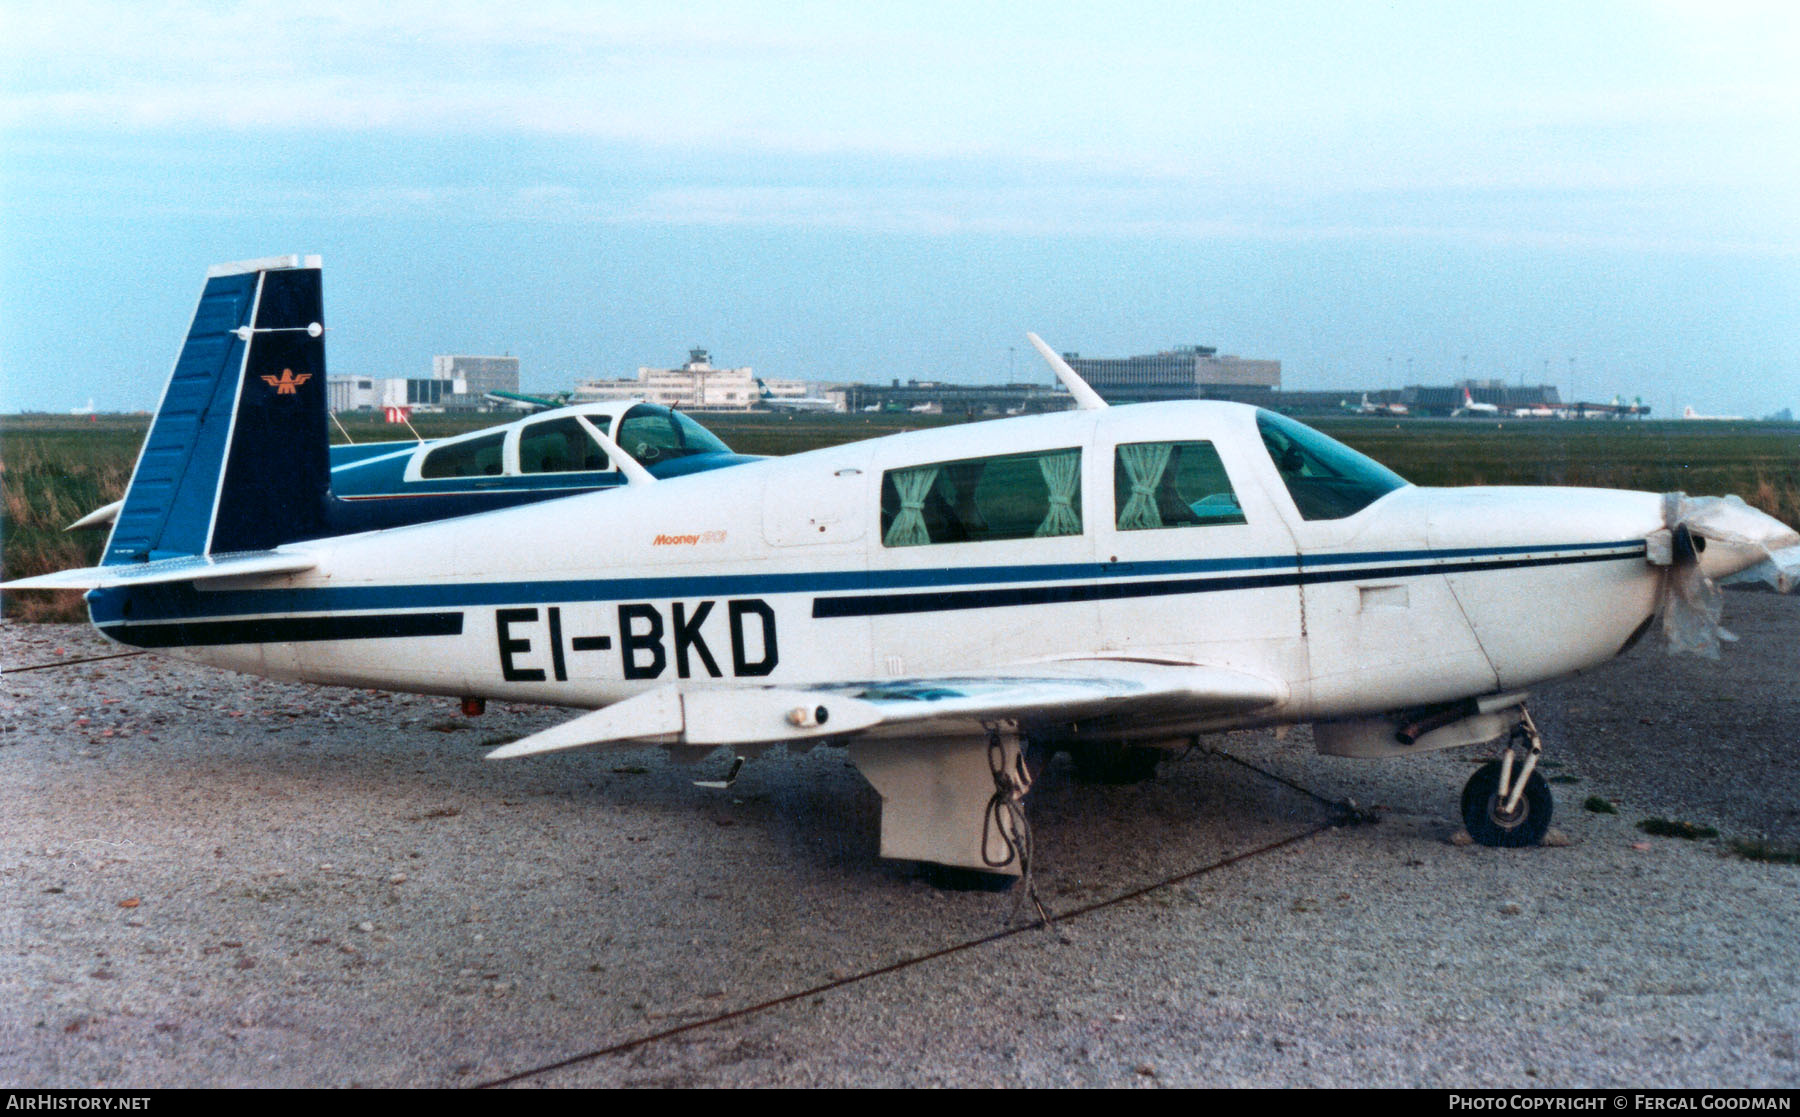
left=87, top=403, right=1683, bottom=738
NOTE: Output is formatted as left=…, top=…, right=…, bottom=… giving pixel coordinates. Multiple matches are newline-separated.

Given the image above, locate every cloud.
left=4, top=0, right=1797, bottom=250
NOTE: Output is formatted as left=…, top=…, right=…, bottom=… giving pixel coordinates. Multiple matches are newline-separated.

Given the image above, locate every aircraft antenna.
left=1026, top=333, right=1107, bottom=410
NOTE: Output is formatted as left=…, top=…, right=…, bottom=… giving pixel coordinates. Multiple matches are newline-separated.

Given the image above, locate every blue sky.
left=2, top=1, right=1797, bottom=415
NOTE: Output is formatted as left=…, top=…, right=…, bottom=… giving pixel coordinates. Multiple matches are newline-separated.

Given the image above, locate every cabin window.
left=880, top=448, right=1082, bottom=547
left=1255, top=409, right=1407, bottom=520
left=419, top=431, right=507, bottom=479
left=616, top=404, right=731, bottom=463
left=519, top=417, right=608, bottom=474
left=1113, top=441, right=1246, bottom=530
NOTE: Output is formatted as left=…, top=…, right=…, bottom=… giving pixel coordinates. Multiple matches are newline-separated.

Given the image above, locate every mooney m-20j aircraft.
left=9, top=256, right=1799, bottom=883
left=69, top=399, right=755, bottom=533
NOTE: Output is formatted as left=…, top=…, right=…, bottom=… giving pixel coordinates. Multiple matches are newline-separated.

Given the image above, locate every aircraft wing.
left=0, top=550, right=317, bottom=591
left=486, top=658, right=1285, bottom=760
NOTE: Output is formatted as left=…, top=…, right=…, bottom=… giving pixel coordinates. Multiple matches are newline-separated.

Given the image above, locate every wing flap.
left=486, top=685, right=887, bottom=760
left=828, top=659, right=1281, bottom=725
left=1, top=550, right=317, bottom=591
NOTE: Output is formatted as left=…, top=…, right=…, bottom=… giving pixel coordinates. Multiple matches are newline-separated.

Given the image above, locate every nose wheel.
left=1461, top=710, right=1554, bottom=847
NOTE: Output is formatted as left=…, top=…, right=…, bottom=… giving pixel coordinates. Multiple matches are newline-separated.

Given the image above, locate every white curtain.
left=884, top=465, right=939, bottom=547
left=1035, top=450, right=1082, bottom=537
left=1116, top=442, right=1173, bottom=530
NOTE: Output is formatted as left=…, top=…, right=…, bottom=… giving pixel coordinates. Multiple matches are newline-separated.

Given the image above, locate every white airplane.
left=1346, top=392, right=1409, bottom=417
left=1682, top=406, right=1745, bottom=421
left=755, top=379, right=839, bottom=413
left=9, top=256, right=1799, bottom=888
left=64, top=399, right=755, bottom=534
left=1452, top=387, right=1500, bottom=417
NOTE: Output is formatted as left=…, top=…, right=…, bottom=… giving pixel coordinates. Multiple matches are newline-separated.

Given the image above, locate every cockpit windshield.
left=615, top=404, right=733, bottom=463
left=1255, top=410, right=1408, bottom=520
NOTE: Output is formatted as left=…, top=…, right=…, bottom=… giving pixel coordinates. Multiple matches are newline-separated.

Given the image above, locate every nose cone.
left=1674, top=495, right=1800, bottom=583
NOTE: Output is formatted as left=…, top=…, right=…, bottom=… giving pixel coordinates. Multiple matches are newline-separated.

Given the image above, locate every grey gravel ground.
left=2, top=591, right=1796, bottom=1088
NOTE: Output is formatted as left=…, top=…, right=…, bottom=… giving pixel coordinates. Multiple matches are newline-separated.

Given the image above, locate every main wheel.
left=917, top=863, right=1018, bottom=892
left=1461, top=760, right=1553, bottom=847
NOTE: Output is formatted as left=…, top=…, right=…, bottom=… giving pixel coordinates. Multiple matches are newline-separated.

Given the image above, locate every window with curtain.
left=880, top=448, right=1083, bottom=547
left=1112, top=440, right=1246, bottom=530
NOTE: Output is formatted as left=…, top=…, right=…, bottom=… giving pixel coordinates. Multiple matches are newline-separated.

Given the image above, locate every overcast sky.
left=2, top=1, right=1797, bottom=415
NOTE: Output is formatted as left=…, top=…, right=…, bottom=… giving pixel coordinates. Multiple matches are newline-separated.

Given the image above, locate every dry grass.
left=1, top=422, right=140, bottom=621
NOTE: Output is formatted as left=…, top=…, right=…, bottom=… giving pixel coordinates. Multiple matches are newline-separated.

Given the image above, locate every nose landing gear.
left=1461, top=709, right=1554, bottom=847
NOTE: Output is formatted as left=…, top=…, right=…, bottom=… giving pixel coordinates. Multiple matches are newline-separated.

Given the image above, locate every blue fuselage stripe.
left=813, top=548, right=1643, bottom=618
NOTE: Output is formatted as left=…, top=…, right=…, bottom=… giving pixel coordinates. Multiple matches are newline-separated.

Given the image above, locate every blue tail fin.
left=104, top=256, right=330, bottom=564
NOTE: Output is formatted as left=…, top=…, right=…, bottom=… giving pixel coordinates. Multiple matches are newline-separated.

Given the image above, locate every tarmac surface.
left=2, top=590, right=1797, bottom=1088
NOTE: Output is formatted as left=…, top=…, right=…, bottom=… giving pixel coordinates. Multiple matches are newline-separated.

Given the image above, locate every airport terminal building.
left=1067, top=345, right=1282, bottom=405
left=572, top=348, right=820, bottom=411
left=328, top=355, right=520, bottom=413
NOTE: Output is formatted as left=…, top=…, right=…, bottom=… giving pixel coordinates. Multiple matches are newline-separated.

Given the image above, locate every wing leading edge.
left=486, top=658, right=1285, bottom=760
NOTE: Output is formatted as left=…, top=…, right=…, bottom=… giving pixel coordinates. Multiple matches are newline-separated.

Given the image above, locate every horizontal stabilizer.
left=487, top=658, right=1282, bottom=761
left=2, top=550, right=316, bottom=592
left=66, top=500, right=123, bottom=532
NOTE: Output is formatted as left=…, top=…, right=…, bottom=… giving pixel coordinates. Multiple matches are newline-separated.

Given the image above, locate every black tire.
left=1021, top=737, right=1056, bottom=791
left=917, top=863, right=1019, bottom=892
left=1070, top=740, right=1161, bottom=785
left=1461, top=760, right=1553, bottom=847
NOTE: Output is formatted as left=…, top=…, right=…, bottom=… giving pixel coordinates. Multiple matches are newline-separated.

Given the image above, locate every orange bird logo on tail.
left=262, top=369, right=312, bottom=395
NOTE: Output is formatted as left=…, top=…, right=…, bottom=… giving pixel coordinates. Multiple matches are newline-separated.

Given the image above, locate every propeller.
left=1651, top=493, right=1800, bottom=657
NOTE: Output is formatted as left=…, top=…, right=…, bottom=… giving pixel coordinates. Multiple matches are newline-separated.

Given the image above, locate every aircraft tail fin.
left=103, top=256, right=330, bottom=566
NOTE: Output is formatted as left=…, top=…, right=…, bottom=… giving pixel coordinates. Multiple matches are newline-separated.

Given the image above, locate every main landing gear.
left=1461, top=709, right=1553, bottom=847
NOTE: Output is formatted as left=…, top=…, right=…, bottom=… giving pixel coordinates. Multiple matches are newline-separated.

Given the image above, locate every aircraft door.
left=761, top=449, right=876, bottom=680
left=865, top=435, right=1101, bottom=678
left=1096, top=433, right=1305, bottom=689
left=762, top=449, right=870, bottom=547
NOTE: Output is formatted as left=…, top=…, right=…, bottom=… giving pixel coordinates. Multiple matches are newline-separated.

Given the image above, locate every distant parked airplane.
left=756, top=379, right=839, bottom=413
left=1344, top=393, right=1409, bottom=417
left=1453, top=388, right=1500, bottom=417
left=1681, top=406, right=1745, bottom=421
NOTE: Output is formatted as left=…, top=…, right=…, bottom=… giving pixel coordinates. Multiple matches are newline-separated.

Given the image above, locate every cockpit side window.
left=519, top=416, right=609, bottom=474
left=881, top=448, right=1083, bottom=547
left=419, top=431, right=507, bottom=479
left=1255, top=410, right=1407, bottom=520
left=1113, top=441, right=1246, bottom=530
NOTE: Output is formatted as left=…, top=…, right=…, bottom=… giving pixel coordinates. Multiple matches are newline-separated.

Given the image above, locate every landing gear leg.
left=849, top=728, right=1041, bottom=891
left=1461, top=708, right=1553, bottom=848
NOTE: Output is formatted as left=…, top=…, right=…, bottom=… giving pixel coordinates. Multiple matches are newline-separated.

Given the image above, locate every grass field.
left=4, top=410, right=1796, bottom=622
